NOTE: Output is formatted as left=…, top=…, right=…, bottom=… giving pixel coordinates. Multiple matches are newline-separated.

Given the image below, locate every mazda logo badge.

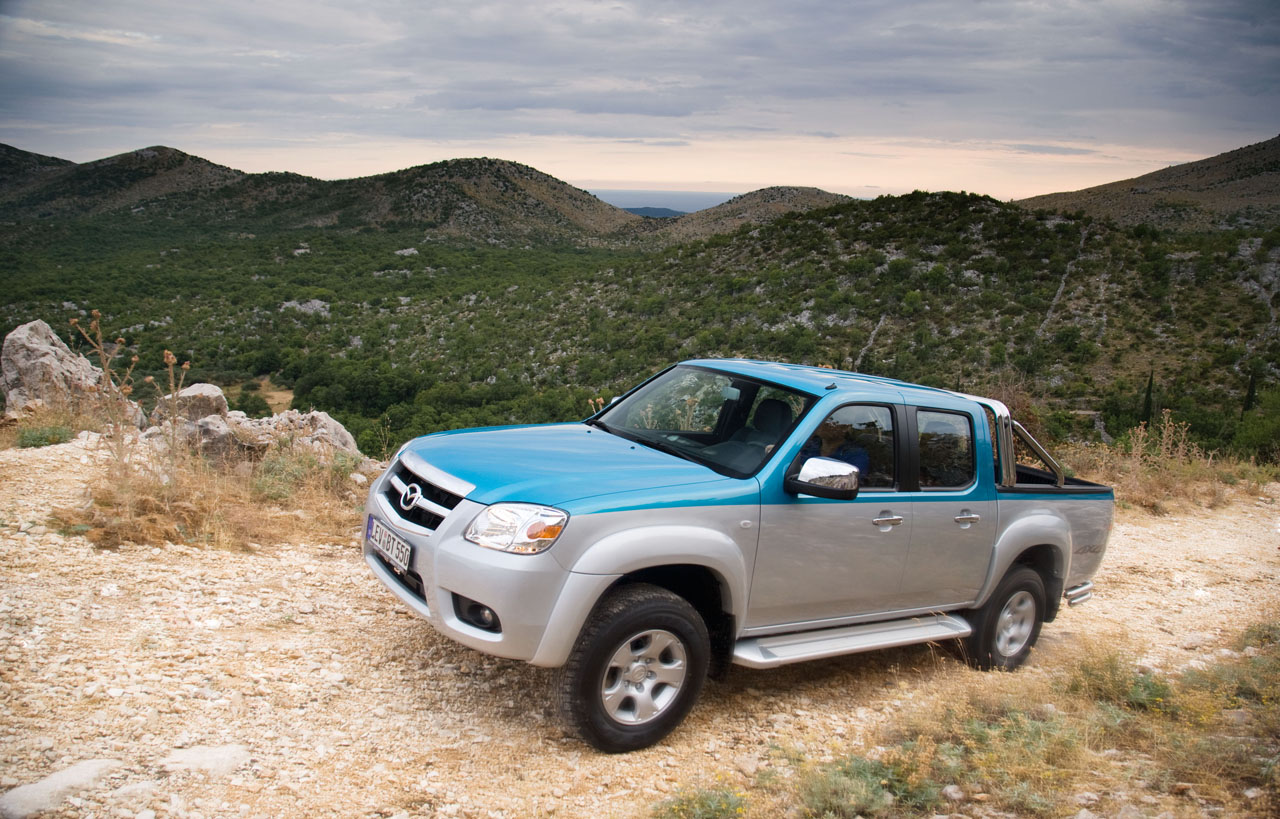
left=399, top=483, right=424, bottom=511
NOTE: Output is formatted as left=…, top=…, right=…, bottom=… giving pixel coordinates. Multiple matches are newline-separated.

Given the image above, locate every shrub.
left=652, top=785, right=747, bottom=819
left=17, top=425, right=73, bottom=448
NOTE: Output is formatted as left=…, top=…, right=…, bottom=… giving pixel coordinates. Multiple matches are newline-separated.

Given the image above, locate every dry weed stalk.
left=68, top=311, right=143, bottom=474
left=1061, top=409, right=1274, bottom=513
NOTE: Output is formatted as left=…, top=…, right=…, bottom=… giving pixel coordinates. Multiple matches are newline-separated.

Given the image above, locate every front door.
left=747, top=403, right=912, bottom=628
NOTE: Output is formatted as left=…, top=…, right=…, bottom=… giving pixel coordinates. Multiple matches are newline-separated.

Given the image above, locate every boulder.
left=233, top=409, right=360, bottom=456
left=143, top=408, right=362, bottom=460
left=0, top=759, right=123, bottom=819
left=149, top=383, right=229, bottom=424
left=1, top=320, right=145, bottom=426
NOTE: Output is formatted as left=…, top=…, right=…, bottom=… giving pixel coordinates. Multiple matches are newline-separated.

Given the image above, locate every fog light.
left=453, top=594, right=502, bottom=633
left=470, top=605, right=497, bottom=628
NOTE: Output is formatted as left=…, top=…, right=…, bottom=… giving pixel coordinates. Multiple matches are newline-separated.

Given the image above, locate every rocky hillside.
left=652, top=186, right=851, bottom=242
left=0, top=145, right=843, bottom=246
left=1018, top=134, right=1280, bottom=230
left=0, top=146, right=245, bottom=219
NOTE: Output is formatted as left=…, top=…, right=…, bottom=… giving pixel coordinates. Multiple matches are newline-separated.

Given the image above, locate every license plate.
left=368, top=517, right=412, bottom=574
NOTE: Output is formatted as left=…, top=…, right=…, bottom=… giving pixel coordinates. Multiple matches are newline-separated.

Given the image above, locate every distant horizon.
left=588, top=189, right=740, bottom=212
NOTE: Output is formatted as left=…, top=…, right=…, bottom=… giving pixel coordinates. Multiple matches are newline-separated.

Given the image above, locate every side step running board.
left=733, top=614, right=973, bottom=669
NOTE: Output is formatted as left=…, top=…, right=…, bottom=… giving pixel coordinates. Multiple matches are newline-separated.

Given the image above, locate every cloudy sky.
left=1, top=0, right=1276, bottom=201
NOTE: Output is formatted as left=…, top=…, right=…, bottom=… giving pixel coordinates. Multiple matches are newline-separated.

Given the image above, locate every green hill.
left=1, top=143, right=1277, bottom=459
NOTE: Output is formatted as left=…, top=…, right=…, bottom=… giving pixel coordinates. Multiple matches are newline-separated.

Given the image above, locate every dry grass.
left=57, top=438, right=364, bottom=551
left=1060, top=410, right=1277, bottom=514
left=701, top=622, right=1279, bottom=818
left=0, top=400, right=106, bottom=450
left=14, top=314, right=366, bottom=550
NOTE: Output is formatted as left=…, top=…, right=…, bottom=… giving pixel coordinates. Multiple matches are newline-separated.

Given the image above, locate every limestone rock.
left=1, top=320, right=142, bottom=426
left=232, top=409, right=360, bottom=456
left=0, top=759, right=123, bottom=819
left=149, top=383, right=228, bottom=424
left=161, top=744, right=250, bottom=778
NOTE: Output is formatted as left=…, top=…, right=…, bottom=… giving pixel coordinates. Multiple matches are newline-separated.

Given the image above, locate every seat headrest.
left=754, top=398, right=792, bottom=436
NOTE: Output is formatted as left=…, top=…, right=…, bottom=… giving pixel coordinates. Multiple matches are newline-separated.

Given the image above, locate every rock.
left=149, top=383, right=228, bottom=425
left=0, top=758, right=123, bottom=819
left=231, top=409, right=360, bottom=456
left=1, top=320, right=143, bottom=426
left=1222, top=708, right=1252, bottom=726
left=192, top=415, right=237, bottom=457
left=1072, top=810, right=1100, bottom=819
left=1073, top=791, right=1100, bottom=805
left=941, top=784, right=965, bottom=802
left=161, top=744, right=250, bottom=778
left=733, top=753, right=760, bottom=777
left=1244, top=787, right=1264, bottom=800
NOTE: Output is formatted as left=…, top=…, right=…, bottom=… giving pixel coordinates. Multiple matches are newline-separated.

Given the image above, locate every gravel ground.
left=1, top=436, right=1277, bottom=819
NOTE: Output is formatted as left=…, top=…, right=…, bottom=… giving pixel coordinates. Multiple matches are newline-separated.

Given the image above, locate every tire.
left=965, top=565, right=1045, bottom=671
left=556, top=583, right=710, bottom=753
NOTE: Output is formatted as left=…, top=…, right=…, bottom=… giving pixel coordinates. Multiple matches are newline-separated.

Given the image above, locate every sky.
left=0, top=0, right=1277, bottom=202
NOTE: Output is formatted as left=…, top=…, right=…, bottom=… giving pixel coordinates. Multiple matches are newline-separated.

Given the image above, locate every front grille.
left=383, top=460, right=465, bottom=532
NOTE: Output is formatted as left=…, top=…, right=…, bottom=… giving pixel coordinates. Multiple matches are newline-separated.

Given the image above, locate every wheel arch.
left=980, top=512, right=1070, bottom=621
left=607, top=564, right=736, bottom=678
left=532, top=525, right=747, bottom=669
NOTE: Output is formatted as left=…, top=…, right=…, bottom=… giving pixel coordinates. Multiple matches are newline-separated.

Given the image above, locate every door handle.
left=954, top=512, right=981, bottom=524
left=872, top=515, right=904, bottom=526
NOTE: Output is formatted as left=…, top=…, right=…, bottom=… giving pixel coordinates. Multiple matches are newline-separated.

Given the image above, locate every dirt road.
left=1, top=436, right=1277, bottom=818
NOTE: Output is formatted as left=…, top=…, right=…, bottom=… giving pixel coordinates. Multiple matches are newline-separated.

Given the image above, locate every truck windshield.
left=595, top=365, right=813, bottom=478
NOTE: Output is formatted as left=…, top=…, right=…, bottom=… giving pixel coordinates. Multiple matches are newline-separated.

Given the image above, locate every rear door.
left=897, top=406, right=995, bottom=607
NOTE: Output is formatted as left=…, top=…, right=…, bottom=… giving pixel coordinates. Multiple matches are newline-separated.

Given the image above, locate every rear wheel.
left=556, top=583, right=709, bottom=753
left=965, top=566, right=1045, bottom=670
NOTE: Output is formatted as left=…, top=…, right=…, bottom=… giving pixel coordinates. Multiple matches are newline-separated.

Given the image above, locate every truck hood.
left=401, top=423, right=732, bottom=507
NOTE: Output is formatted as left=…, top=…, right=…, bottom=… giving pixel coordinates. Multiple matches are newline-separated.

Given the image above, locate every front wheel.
left=556, top=584, right=710, bottom=752
left=965, top=565, right=1045, bottom=671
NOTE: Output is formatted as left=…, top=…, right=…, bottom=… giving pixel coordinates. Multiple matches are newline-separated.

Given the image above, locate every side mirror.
left=785, top=457, right=860, bottom=500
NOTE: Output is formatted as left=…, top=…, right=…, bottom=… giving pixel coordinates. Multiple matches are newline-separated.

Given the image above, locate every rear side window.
left=918, top=410, right=975, bottom=489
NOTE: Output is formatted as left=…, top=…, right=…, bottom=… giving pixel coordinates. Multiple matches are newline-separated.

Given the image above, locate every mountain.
left=625, top=207, right=685, bottom=218
left=1018, top=134, right=1280, bottom=230
left=0, top=146, right=244, bottom=219
left=656, top=186, right=851, bottom=242
left=0, top=143, right=75, bottom=190
left=0, top=145, right=843, bottom=245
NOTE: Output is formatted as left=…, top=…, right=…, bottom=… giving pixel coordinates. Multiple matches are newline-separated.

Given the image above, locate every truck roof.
left=682, top=358, right=977, bottom=406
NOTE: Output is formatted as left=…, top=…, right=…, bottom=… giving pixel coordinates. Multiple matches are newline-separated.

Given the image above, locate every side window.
left=800, top=405, right=895, bottom=488
left=918, top=409, right=975, bottom=489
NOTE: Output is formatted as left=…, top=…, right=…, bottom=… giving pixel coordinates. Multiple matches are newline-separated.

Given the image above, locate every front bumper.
left=363, top=464, right=613, bottom=666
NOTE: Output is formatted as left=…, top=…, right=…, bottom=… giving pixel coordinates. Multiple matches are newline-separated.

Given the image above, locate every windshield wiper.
left=585, top=417, right=614, bottom=434
left=630, top=432, right=699, bottom=464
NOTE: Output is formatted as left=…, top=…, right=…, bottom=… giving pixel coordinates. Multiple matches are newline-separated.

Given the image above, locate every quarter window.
left=918, top=410, right=975, bottom=488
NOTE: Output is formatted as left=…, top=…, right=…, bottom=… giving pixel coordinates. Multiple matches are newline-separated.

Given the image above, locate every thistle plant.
left=69, top=311, right=142, bottom=471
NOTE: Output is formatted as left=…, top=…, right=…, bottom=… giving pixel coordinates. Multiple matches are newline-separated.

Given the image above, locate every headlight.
left=464, top=503, right=568, bottom=554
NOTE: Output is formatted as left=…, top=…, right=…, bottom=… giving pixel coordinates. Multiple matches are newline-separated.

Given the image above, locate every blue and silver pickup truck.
left=364, top=359, right=1113, bottom=752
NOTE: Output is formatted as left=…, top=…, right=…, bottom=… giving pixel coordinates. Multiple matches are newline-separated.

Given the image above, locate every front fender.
left=529, top=525, right=750, bottom=667
left=571, top=524, right=749, bottom=617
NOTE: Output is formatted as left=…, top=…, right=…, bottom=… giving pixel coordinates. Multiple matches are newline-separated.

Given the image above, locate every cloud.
left=1007, top=144, right=1099, bottom=156
left=0, top=0, right=1275, bottom=191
